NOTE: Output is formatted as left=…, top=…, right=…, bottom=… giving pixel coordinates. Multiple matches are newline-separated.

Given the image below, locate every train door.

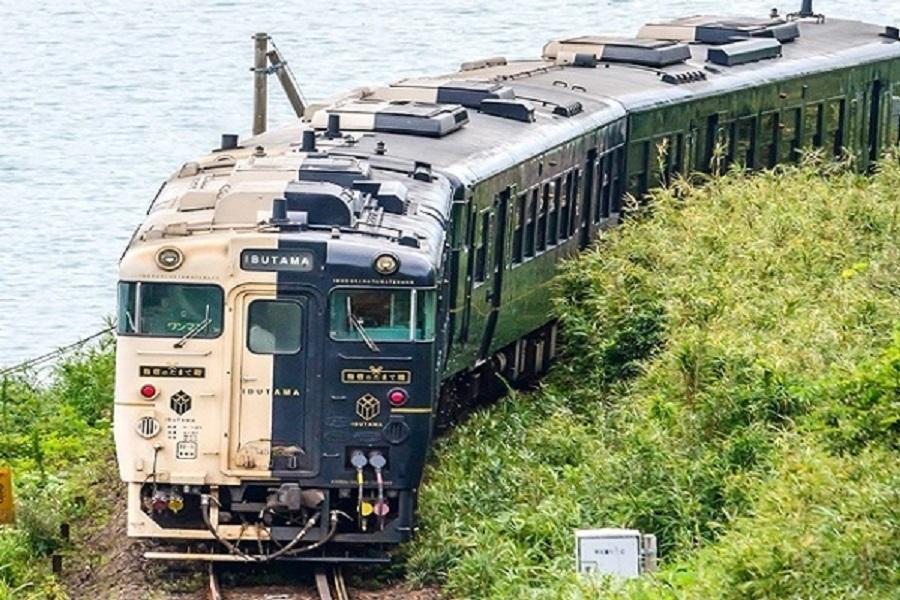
left=230, top=290, right=319, bottom=477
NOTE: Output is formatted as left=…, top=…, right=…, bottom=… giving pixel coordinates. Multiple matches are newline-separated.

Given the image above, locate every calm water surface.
left=1, top=0, right=898, bottom=364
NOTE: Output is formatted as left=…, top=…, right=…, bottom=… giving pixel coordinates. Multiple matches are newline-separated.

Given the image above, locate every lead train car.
left=115, top=10, right=900, bottom=560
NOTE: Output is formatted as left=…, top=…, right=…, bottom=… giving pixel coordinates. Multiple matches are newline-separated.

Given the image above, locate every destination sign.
left=241, top=249, right=315, bottom=272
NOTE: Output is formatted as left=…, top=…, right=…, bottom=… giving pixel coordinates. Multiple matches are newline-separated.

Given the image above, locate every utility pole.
left=252, top=33, right=269, bottom=136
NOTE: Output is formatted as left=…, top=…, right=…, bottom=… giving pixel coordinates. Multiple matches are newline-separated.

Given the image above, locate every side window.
left=627, top=141, right=649, bottom=195
left=892, top=95, right=900, bottom=145
left=611, top=147, right=624, bottom=214
left=512, top=193, right=525, bottom=264
left=569, top=169, right=581, bottom=237
left=525, top=188, right=537, bottom=258
left=781, top=107, right=802, bottom=163
left=804, top=103, right=823, bottom=149
left=474, top=208, right=490, bottom=283
left=594, top=155, right=606, bottom=223
left=760, top=112, right=779, bottom=168
left=736, top=116, right=757, bottom=169
left=537, top=182, right=549, bottom=253
left=248, top=300, right=302, bottom=354
left=825, top=98, right=846, bottom=157
left=560, top=172, right=573, bottom=240
left=549, top=178, right=561, bottom=244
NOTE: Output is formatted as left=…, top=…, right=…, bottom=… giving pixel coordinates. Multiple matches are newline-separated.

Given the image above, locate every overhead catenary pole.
left=252, top=32, right=269, bottom=136
left=267, top=47, right=307, bottom=118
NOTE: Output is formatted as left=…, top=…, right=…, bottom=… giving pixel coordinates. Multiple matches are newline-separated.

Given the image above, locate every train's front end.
left=114, top=152, right=450, bottom=561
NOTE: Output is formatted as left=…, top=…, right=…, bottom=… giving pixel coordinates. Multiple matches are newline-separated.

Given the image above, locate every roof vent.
left=284, top=181, right=354, bottom=227
left=553, top=101, right=583, bottom=118
left=544, top=37, right=691, bottom=68
left=707, top=38, right=783, bottom=66
left=311, top=100, right=468, bottom=138
left=479, top=98, right=536, bottom=122
left=882, top=26, right=900, bottom=41
left=298, top=156, right=371, bottom=188
left=639, top=16, right=799, bottom=44
left=352, top=180, right=410, bottom=215
left=377, top=79, right=515, bottom=109
left=661, top=70, right=708, bottom=85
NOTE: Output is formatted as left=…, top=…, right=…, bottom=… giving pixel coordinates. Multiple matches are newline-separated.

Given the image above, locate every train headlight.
left=373, top=253, right=399, bottom=276
left=139, top=384, right=159, bottom=400
left=156, top=247, right=184, bottom=271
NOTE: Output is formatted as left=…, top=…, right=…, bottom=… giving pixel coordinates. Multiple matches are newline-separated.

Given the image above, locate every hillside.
left=408, top=158, right=900, bottom=599
left=1, top=159, right=899, bottom=599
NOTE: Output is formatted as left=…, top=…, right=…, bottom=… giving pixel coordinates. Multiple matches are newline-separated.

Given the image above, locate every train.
left=114, top=3, right=900, bottom=562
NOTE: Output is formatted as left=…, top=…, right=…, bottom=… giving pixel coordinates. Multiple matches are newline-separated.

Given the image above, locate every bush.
left=0, top=335, right=115, bottom=598
left=409, top=159, right=900, bottom=598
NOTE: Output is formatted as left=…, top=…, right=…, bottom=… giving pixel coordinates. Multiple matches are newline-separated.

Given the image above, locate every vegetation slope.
left=408, top=158, right=900, bottom=599
left=2, top=159, right=899, bottom=599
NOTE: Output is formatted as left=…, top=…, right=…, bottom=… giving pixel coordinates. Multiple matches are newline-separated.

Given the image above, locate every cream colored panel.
left=637, top=24, right=698, bottom=41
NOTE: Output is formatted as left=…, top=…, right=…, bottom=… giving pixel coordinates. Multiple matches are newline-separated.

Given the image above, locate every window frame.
left=246, top=299, right=304, bottom=355
left=117, top=281, right=225, bottom=340
left=328, top=287, right=437, bottom=343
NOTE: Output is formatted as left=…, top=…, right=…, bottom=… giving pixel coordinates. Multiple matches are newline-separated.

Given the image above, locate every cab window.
left=117, top=282, right=223, bottom=338
left=330, top=289, right=435, bottom=342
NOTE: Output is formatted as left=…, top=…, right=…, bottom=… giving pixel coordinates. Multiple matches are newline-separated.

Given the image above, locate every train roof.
left=129, top=13, right=900, bottom=272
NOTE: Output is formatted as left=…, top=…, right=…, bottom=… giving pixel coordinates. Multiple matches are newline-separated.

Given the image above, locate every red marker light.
left=388, top=389, right=408, bottom=407
left=140, top=384, right=158, bottom=400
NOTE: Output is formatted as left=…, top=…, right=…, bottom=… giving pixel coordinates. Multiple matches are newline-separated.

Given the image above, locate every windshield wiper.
left=347, top=298, right=380, bottom=353
left=174, top=305, right=212, bottom=348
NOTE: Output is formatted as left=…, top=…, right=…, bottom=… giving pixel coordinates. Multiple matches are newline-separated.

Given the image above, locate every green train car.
left=115, top=5, right=900, bottom=561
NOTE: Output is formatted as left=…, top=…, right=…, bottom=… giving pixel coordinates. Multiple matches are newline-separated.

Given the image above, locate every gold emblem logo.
left=356, top=394, right=381, bottom=421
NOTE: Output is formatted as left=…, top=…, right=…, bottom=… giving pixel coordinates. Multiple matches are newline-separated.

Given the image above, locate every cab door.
left=230, top=290, right=319, bottom=477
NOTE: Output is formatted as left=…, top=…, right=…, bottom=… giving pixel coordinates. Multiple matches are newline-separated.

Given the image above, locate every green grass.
left=0, top=336, right=115, bottom=599
left=408, top=158, right=900, bottom=599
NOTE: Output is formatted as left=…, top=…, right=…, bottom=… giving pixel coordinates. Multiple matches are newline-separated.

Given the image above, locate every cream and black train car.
left=115, top=9, right=900, bottom=561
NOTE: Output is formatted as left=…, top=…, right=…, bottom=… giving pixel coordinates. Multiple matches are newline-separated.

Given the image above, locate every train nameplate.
left=342, top=367, right=412, bottom=384
left=241, top=249, right=315, bottom=272
left=140, top=366, right=206, bottom=378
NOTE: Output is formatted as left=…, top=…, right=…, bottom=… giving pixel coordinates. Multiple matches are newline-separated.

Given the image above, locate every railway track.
left=208, top=563, right=349, bottom=600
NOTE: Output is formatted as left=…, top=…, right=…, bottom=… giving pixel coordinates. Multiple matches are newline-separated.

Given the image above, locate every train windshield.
left=117, top=282, right=224, bottom=338
left=330, top=289, right=435, bottom=342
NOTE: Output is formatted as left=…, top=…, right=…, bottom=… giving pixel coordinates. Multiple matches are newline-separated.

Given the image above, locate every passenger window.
left=781, top=107, right=802, bottom=162
left=611, top=147, right=624, bottom=214
left=474, top=209, right=490, bottom=283
left=560, top=172, right=572, bottom=240
left=569, top=170, right=581, bottom=236
left=627, top=141, right=649, bottom=195
left=248, top=300, right=302, bottom=354
left=736, top=117, right=757, bottom=169
left=804, top=103, right=823, bottom=148
left=525, top=189, right=537, bottom=257
left=512, top=193, right=525, bottom=264
left=760, top=112, right=779, bottom=168
left=548, top=178, right=560, bottom=244
left=825, top=99, right=846, bottom=157
left=537, top=183, right=549, bottom=252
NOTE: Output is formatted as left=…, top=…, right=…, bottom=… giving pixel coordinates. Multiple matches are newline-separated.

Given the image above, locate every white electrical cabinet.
left=575, top=528, right=657, bottom=578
